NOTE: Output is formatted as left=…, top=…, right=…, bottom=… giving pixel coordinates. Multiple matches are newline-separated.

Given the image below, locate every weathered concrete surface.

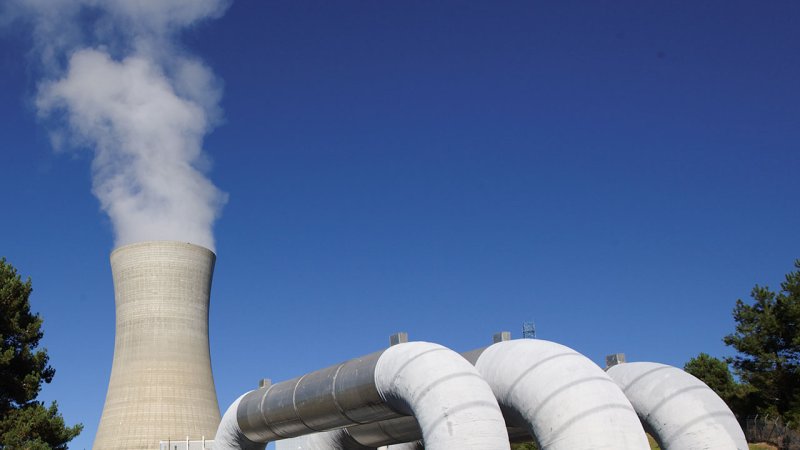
left=94, top=241, right=221, bottom=450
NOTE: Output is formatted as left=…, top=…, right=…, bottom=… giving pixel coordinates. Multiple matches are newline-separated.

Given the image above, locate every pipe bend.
left=474, top=339, right=649, bottom=450
left=374, top=341, right=510, bottom=450
left=214, top=393, right=267, bottom=450
left=607, top=362, right=747, bottom=450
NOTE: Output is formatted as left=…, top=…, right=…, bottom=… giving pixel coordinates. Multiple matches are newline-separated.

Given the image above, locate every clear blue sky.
left=1, top=2, right=799, bottom=449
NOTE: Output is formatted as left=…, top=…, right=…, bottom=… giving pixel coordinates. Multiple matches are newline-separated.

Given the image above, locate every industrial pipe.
left=285, top=338, right=649, bottom=450
left=283, top=412, right=534, bottom=449
left=279, top=416, right=420, bottom=449
left=215, top=394, right=267, bottom=450
left=345, top=416, right=421, bottom=448
left=385, top=442, right=423, bottom=450
left=270, top=428, right=366, bottom=450
left=215, top=342, right=510, bottom=450
left=606, top=362, right=748, bottom=450
left=473, top=339, right=650, bottom=450
left=374, top=341, right=509, bottom=448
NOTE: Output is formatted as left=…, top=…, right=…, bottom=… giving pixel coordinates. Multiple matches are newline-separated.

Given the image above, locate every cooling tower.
left=94, top=241, right=221, bottom=450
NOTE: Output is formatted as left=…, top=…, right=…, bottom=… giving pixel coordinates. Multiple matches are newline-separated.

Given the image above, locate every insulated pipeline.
left=216, top=342, right=510, bottom=450
left=607, top=362, right=748, bottom=450
left=473, top=339, right=650, bottom=450
left=236, top=350, right=396, bottom=442
left=298, top=339, right=649, bottom=450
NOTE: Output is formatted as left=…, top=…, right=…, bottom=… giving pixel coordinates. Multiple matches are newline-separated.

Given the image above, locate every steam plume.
left=4, top=0, right=230, bottom=251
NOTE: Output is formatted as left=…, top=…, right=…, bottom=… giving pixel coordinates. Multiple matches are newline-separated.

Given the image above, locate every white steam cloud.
left=4, top=0, right=230, bottom=250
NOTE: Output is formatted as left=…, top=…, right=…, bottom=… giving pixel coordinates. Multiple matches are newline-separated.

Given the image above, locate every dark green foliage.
left=0, top=259, right=52, bottom=412
left=685, top=353, right=738, bottom=399
left=511, top=442, right=538, bottom=450
left=723, top=260, right=800, bottom=423
left=0, top=258, right=81, bottom=448
left=684, top=352, right=752, bottom=416
left=0, top=402, right=79, bottom=450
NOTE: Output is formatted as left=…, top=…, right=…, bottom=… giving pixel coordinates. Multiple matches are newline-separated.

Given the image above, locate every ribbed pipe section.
left=94, top=241, right=221, bottom=450
left=375, top=342, right=509, bottom=449
left=607, top=362, right=748, bottom=450
left=473, top=339, right=649, bottom=450
left=345, top=416, right=421, bottom=447
left=235, top=350, right=395, bottom=443
left=282, top=339, right=650, bottom=450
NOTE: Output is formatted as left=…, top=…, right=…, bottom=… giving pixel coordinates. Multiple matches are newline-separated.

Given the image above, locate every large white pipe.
left=375, top=342, right=509, bottom=449
left=288, top=339, right=649, bottom=450
left=473, top=339, right=650, bottom=450
left=218, top=342, right=510, bottom=450
left=606, top=362, right=748, bottom=450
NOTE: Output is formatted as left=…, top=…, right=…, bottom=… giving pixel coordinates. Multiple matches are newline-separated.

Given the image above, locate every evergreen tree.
left=685, top=353, right=739, bottom=400
left=684, top=352, right=752, bottom=416
left=0, top=258, right=81, bottom=449
left=724, top=260, right=800, bottom=422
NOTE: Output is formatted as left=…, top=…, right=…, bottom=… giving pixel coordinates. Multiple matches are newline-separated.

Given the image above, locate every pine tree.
left=0, top=258, right=81, bottom=449
left=724, top=260, right=800, bottom=423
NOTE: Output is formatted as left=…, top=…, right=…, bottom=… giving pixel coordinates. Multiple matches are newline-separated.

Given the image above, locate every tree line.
left=686, top=260, right=800, bottom=426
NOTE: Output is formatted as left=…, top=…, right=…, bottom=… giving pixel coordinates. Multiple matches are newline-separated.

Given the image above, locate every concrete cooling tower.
left=94, top=241, right=221, bottom=450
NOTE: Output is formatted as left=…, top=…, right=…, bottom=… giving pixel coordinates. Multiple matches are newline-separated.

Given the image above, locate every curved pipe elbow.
left=375, top=341, right=510, bottom=449
left=607, top=362, right=748, bottom=450
left=214, top=394, right=267, bottom=450
left=474, top=339, right=650, bottom=450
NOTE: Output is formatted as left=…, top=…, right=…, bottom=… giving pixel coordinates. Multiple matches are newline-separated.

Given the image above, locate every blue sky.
left=1, top=1, right=799, bottom=449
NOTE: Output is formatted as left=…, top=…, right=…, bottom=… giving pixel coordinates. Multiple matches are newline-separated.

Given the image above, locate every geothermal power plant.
left=95, top=241, right=749, bottom=450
